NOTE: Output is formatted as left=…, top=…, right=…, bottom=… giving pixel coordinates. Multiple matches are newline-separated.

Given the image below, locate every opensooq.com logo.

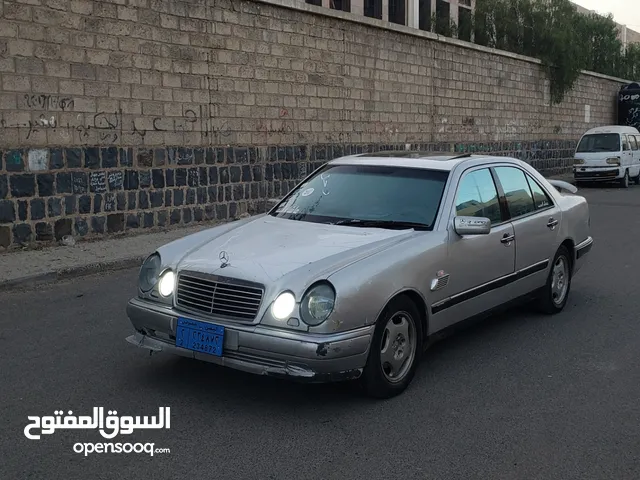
left=24, top=407, right=171, bottom=456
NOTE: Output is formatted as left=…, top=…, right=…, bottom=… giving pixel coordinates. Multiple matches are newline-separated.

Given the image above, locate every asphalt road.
left=2, top=185, right=640, bottom=480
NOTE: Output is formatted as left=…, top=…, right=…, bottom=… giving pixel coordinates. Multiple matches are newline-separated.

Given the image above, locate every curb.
left=0, top=255, right=146, bottom=293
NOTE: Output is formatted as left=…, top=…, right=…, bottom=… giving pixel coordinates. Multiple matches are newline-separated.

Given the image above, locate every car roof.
left=583, top=125, right=640, bottom=135
left=327, top=151, right=510, bottom=171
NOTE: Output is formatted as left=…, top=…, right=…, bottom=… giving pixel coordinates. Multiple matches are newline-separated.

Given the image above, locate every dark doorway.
left=458, top=6, right=472, bottom=41
left=435, top=0, right=451, bottom=36
left=419, top=0, right=431, bottom=31
left=389, top=0, right=406, bottom=25
left=364, top=0, right=382, bottom=19
left=330, top=0, right=350, bottom=12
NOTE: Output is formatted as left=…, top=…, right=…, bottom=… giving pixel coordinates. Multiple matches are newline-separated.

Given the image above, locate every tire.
left=634, top=171, right=640, bottom=185
left=620, top=170, right=630, bottom=188
left=361, top=295, right=423, bottom=399
left=535, top=245, right=572, bottom=315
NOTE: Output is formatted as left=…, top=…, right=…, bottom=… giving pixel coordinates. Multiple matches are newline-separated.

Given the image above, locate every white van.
left=573, top=125, right=640, bottom=188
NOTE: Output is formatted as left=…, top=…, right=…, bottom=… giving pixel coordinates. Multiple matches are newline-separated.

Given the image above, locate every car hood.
left=174, top=215, right=415, bottom=285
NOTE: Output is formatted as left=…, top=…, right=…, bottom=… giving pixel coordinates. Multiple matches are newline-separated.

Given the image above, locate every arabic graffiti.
left=24, top=94, right=75, bottom=111
left=0, top=107, right=232, bottom=144
left=23, top=407, right=171, bottom=441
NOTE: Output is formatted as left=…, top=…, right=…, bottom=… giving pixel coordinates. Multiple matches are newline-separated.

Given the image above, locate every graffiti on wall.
left=1, top=102, right=233, bottom=144
left=24, top=94, right=75, bottom=111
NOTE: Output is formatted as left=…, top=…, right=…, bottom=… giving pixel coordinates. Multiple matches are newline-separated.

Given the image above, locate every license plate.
left=175, top=317, right=224, bottom=357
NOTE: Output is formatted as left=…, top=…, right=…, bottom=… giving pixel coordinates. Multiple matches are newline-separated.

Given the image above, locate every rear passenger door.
left=493, top=166, right=560, bottom=292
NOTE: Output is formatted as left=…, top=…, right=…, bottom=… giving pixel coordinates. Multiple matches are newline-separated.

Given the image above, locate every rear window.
left=576, top=133, right=621, bottom=153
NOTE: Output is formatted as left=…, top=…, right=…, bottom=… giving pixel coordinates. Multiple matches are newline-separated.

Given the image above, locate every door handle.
left=547, top=218, right=558, bottom=229
left=501, top=233, right=515, bottom=244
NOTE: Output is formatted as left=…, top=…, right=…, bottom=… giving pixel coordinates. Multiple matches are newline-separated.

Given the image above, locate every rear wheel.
left=633, top=170, right=640, bottom=185
left=535, top=245, right=572, bottom=315
left=361, top=296, right=422, bottom=399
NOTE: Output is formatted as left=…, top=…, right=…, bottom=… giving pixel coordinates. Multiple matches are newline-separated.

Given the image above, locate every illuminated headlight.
left=158, top=270, right=175, bottom=297
left=139, top=253, right=161, bottom=292
left=606, top=157, right=621, bottom=165
left=300, top=282, right=335, bottom=326
left=272, top=291, right=296, bottom=320
left=573, top=158, right=584, bottom=165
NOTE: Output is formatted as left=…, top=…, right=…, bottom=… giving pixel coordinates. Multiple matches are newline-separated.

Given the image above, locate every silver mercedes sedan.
left=125, top=152, right=593, bottom=398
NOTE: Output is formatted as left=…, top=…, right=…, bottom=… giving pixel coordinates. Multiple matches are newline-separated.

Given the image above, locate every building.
left=571, top=2, right=640, bottom=52
left=305, top=0, right=474, bottom=36
left=305, top=0, right=639, bottom=49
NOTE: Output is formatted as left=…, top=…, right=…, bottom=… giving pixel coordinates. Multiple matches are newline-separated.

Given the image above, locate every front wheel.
left=620, top=170, right=630, bottom=188
left=633, top=170, right=640, bottom=185
left=534, top=245, right=572, bottom=315
left=361, top=296, right=423, bottom=399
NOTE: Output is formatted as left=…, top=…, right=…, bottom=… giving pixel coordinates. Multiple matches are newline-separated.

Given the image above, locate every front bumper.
left=125, top=298, right=374, bottom=382
left=573, top=236, right=593, bottom=275
left=573, top=166, right=622, bottom=181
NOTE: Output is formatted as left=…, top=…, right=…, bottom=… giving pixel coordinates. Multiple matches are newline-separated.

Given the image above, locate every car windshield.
left=269, top=164, right=449, bottom=230
left=576, top=133, right=621, bottom=152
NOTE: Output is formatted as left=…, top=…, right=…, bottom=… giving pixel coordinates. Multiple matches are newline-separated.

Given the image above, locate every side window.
left=455, top=168, right=502, bottom=224
left=622, top=135, right=630, bottom=151
left=526, top=174, right=554, bottom=210
left=629, top=135, right=638, bottom=151
left=494, top=167, right=536, bottom=218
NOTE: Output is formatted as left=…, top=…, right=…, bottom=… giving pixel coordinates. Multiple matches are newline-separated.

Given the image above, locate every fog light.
left=272, top=292, right=295, bottom=320
left=158, top=271, right=175, bottom=297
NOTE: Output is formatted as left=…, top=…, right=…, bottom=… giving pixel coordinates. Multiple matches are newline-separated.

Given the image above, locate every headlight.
left=158, top=270, right=175, bottom=297
left=272, top=291, right=296, bottom=320
left=606, top=157, right=620, bottom=165
left=300, top=282, right=335, bottom=326
left=573, top=158, right=584, bottom=165
left=139, top=254, right=161, bottom=292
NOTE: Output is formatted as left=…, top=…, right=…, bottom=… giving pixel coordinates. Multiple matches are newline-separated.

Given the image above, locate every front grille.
left=176, top=271, right=264, bottom=321
left=575, top=170, right=618, bottom=178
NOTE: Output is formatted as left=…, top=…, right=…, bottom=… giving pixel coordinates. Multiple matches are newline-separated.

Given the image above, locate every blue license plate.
left=175, top=317, right=225, bottom=357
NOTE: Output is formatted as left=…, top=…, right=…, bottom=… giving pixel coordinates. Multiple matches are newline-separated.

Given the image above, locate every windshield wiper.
left=333, top=219, right=430, bottom=230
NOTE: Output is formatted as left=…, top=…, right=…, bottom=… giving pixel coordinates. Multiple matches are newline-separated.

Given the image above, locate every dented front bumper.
left=125, top=298, right=374, bottom=382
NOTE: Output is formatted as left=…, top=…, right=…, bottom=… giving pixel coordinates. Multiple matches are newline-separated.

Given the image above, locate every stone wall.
left=0, top=0, right=629, bottom=249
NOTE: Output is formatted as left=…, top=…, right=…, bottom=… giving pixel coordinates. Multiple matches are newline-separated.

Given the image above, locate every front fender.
left=311, top=232, right=448, bottom=335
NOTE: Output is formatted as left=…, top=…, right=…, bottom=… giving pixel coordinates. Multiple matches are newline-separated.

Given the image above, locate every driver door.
left=431, top=167, right=516, bottom=331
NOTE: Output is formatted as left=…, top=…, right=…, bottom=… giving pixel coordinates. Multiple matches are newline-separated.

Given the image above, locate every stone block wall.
left=0, top=0, right=629, bottom=249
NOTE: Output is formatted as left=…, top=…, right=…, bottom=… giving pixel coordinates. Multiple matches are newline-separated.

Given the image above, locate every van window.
left=630, top=135, right=639, bottom=151
left=576, top=133, right=621, bottom=153
left=622, top=135, right=631, bottom=151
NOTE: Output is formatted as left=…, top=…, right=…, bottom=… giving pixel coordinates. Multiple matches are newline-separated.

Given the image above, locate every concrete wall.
left=0, top=0, right=629, bottom=249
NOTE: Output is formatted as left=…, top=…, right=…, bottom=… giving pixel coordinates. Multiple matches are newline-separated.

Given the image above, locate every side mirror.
left=454, top=216, right=491, bottom=236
